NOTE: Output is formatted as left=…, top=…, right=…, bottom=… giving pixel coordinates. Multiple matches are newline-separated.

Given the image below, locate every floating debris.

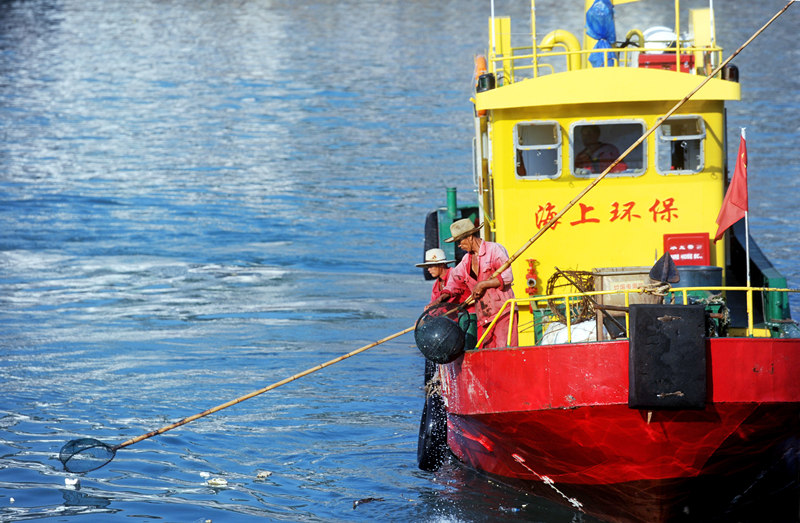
left=64, top=477, right=80, bottom=489
left=353, top=497, right=384, bottom=509
left=206, top=477, right=227, bottom=487
left=256, top=470, right=272, bottom=479
left=9, top=498, right=14, bottom=504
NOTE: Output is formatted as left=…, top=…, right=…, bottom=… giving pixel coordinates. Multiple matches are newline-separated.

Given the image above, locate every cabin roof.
left=475, top=67, right=741, bottom=112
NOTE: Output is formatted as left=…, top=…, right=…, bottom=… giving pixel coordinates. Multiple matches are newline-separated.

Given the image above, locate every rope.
left=425, top=372, right=442, bottom=398
left=639, top=282, right=672, bottom=297
left=512, top=453, right=584, bottom=511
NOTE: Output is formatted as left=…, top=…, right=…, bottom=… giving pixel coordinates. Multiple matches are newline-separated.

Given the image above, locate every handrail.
left=474, top=286, right=800, bottom=348
left=488, top=44, right=724, bottom=81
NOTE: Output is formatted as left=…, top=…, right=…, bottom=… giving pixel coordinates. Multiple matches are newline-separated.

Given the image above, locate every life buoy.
left=417, top=391, right=448, bottom=471
left=473, top=54, right=487, bottom=83
left=473, top=55, right=488, bottom=117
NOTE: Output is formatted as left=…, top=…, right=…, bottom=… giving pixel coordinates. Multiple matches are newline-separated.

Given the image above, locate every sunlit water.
left=1, top=1, right=798, bottom=521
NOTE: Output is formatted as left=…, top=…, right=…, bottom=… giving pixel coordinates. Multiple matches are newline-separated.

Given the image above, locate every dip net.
left=59, top=438, right=117, bottom=473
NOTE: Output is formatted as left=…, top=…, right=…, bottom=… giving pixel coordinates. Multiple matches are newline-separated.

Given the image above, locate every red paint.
left=439, top=338, right=800, bottom=487
left=664, top=232, right=710, bottom=265
left=638, top=53, right=695, bottom=73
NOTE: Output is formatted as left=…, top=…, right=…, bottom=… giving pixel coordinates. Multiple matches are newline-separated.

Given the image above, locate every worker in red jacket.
left=434, top=218, right=517, bottom=349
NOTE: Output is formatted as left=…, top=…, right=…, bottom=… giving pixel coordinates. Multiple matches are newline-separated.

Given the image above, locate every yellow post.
left=531, top=0, right=538, bottom=78
left=490, top=17, right=513, bottom=84
left=583, top=0, right=595, bottom=68
left=565, top=297, right=573, bottom=342
left=674, top=0, right=681, bottom=71
left=690, top=8, right=713, bottom=74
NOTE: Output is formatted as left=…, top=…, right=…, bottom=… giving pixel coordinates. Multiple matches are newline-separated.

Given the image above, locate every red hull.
left=439, top=338, right=800, bottom=520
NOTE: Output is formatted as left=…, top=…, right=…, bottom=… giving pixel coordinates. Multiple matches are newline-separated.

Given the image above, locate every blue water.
left=1, top=1, right=798, bottom=521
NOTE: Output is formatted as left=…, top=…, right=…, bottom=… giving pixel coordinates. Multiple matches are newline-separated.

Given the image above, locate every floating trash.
left=256, top=471, right=272, bottom=479
left=64, top=477, right=80, bottom=489
left=353, top=497, right=384, bottom=509
left=206, top=477, right=227, bottom=487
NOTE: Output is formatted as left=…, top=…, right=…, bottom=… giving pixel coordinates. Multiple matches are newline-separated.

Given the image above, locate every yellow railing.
left=475, top=286, right=800, bottom=348
left=488, top=44, right=724, bottom=83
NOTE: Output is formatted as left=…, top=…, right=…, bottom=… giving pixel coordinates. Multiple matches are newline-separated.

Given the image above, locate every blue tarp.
left=586, top=0, right=617, bottom=67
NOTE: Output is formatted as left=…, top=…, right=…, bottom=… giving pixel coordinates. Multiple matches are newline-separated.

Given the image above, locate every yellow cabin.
left=423, top=0, right=793, bottom=344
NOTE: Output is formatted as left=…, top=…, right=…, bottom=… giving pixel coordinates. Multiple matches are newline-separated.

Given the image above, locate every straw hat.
left=444, top=218, right=483, bottom=243
left=415, top=248, right=455, bottom=267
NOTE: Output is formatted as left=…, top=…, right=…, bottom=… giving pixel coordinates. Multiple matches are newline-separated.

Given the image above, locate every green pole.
left=446, top=187, right=457, bottom=222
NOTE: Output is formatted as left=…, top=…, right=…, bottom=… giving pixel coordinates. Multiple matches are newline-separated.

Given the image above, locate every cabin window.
left=656, top=116, right=705, bottom=174
left=514, top=121, right=561, bottom=179
left=571, top=121, right=646, bottom=178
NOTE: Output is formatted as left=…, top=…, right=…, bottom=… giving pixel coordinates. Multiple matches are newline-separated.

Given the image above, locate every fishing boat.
left=415, top=1, right=800, bottom=521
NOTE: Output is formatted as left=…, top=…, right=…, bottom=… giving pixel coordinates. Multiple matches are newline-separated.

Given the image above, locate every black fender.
left=424, top=358, right=437, bottom=386
left=422, top=211, right=439, bottom=281
left=417, top=391, right=448, bottom=471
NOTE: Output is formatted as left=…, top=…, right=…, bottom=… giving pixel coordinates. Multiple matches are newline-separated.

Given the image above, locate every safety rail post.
left=624, top=290, right=631, bottom=337
left=565, top=296, right=572, bottom=343
left=530, top=0, right=538, bottom=78
left=508, top=299, right=518, bottom=347
left=674, top=0, right=681, bottom=72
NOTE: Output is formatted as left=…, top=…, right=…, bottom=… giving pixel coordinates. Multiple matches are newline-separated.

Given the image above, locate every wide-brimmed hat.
left=415, top=248, right=455, bottom=267
left=444, top=218, right=483, bottom=243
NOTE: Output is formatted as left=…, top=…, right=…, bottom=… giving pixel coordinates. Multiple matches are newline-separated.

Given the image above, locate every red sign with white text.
left=664, top=233, right=710, bottom=266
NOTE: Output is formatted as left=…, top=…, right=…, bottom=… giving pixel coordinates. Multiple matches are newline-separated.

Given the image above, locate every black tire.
left=424, top=358, right=436, bottom=385
left=422, top=211, right=439, bottom=281
left=417, top=392, right=448, bottom=471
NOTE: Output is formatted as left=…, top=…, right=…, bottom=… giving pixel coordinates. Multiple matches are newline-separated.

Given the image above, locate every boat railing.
left=488, top=43, right=725, bottom=85
left=476, top=286, right=800, bottom=348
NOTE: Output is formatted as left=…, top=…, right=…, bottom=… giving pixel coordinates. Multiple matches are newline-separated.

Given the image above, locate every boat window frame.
left=569, top=119, right=648, bottom=179
left=655, top=115, right=706, bottom=175
left=512, top=120, right=562, bottom=180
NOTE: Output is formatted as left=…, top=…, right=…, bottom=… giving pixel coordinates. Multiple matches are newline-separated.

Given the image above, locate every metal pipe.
left=675, top=0, right=681, bottom=71
left=531, top=0, right=538, bottom=77
left=447, top=187, right=458, bottom=222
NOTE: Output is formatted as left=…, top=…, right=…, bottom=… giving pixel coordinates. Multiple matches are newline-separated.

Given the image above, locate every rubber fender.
left=424, top=358, right=437, bottom=386
left=628, top=304, right=706, bottom=409
left=414, top=313, right=465, bottom=364
left=422, top=211, right=439, bottom=281
left=417, top=392, right=448, bottom=472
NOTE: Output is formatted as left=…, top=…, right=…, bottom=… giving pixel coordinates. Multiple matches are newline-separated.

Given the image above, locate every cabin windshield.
left=514, top=121, right=561, bottom=179
left=572, top=121, right=646, bottom=177
left=656, top=115, right=705, bottom=174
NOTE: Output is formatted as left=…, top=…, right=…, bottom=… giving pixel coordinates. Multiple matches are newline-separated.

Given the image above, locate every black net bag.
left=414, top=304, right=465, bottom=364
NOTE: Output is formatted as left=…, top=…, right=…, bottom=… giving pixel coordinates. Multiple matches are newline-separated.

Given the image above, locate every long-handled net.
left=59, top=324, right=415, bottom=473
left=59, top=438, right=119, bottom=473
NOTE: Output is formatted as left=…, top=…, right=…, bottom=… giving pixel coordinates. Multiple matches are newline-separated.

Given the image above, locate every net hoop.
left=59, top=438, right=117, bottom=473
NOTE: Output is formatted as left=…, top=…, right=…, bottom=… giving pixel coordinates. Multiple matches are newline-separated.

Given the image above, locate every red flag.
left=714, top=130, right=748, bottom=242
